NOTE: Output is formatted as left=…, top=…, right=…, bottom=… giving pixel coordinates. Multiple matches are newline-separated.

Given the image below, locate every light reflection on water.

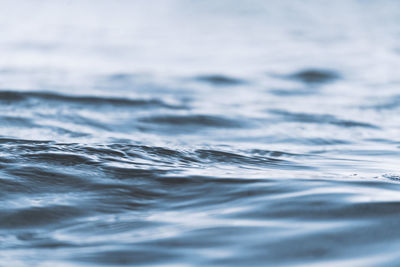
left=0, top=0, right=400, bottom=266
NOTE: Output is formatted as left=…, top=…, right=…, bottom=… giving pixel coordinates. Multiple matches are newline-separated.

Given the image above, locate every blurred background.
left=1, top=0, right=399, bottom=89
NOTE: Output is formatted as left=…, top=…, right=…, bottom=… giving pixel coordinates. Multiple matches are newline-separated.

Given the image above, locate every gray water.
left=1, top=0, right=400, bottom=266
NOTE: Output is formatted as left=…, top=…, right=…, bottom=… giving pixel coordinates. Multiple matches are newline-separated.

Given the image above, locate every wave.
left=0, top=90, right=185, bottom=109
left=139, top=114, right=244, bottom=128
left=269, top=109, right=379, bottom=129
left=193, top=74, right=246, bottom=86
left=284, top=69, right=340, bottom=84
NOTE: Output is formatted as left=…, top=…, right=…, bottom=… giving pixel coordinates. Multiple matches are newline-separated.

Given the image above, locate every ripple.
left=286, top=69, right=340, bottom=84
left=382, top=174, right=400, bottom=181
left=269, top=110, right=379, bottom=129
left=140, top=114, right=244, bottom=128
left=0, top=90, right=184, bottom=109
left=76, top=249, right=178, bottom=266
left=194, top=74, right=246, bottom=86
left=0, top=205, right=86, bottom=229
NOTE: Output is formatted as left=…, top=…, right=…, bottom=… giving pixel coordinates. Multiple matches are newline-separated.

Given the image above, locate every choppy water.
left=1, top=0, right=400, bottom=266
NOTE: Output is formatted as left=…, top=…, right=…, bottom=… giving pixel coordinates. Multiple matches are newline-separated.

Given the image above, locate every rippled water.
left=1, top=0, right=400, bottom=266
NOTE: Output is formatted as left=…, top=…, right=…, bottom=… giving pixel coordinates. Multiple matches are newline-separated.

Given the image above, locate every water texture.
left=1, top=0, right=400, bottom=266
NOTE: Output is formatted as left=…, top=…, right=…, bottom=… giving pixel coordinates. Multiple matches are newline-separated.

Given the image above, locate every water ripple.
left=1, top=0, right=400, bottom=266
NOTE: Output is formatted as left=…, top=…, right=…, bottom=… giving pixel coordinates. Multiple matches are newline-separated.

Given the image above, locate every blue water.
left=1, top=0, right=400, bottom=266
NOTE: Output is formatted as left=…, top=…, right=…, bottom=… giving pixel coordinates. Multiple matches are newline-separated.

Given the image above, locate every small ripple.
left=140, top=114, right=243, bottom=128
left=382, top=174, right=400, bottom=181
left=196, top=149, right=282, bottom=164
left=269, top=88, right=315, bottom=96
left=4, top=166, right=90, bottom=192
left=75, top=249, right=178, bottom=266
left=194, top=74, right=246, bottom=86
left=0, top=91, right=26, bottom=102
left=195, top=149, right=312, bottom=170
left=21, top=152, right=98, bottom=166
left=0, top=116, right=36, bottom=127
left=0, top=205, right=86, bottom=229
left=269, top=109, right=379, bottom=129
left=285, top=69, right=340, bottom=84
left=101, top=166, right=168, bottom=180
left=248, top=149, right=303, bottom=158
left=0, top=90, right=184, bottom=109
left=0, top=137, right=52, bottom=145
left=299, top=138, right=351, bottom=146
left=365, top=95, right=400, bottom=110
left=106, top=73, right=138, bottom=82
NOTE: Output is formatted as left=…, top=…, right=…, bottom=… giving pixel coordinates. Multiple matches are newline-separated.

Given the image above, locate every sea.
left=1, top=0, right=400, bottom=266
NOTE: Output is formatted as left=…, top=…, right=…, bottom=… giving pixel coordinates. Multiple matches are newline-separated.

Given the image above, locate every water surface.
left=1, top=0, right=400, bottom=266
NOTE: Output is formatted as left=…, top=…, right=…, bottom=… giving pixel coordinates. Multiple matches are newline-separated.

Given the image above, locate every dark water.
left=1, top=0, right=400, bottom=266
